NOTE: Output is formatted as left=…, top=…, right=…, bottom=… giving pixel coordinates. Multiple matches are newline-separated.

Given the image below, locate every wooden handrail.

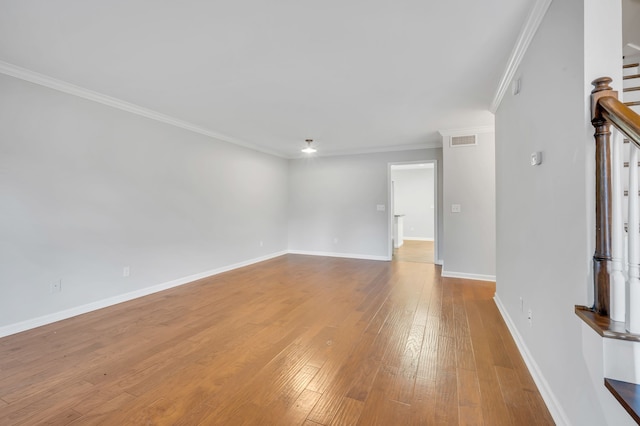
left=599, top=97, right=640, bottom=149
left=591, top=77, right=640, bottom=317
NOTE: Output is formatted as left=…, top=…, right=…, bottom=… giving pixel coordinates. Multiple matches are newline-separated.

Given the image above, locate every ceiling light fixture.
left=301, top=139, right=317, bottom=153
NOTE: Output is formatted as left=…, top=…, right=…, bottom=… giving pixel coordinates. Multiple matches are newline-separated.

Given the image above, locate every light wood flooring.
left=394, top=240, right=434, bottom=264
left=0, top=255, right=553, bottom=425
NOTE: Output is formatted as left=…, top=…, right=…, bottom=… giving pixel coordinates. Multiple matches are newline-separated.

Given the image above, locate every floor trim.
left=287, top=250, right=390, bottom=261
left=441, top=270, right=496, bottom=281
left=494, top=294, right=570, bottom=426
left=0, top=251, right=287, bottom=338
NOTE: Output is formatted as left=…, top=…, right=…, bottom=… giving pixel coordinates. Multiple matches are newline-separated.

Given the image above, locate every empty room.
left=2, top=0, right=640, bottom=425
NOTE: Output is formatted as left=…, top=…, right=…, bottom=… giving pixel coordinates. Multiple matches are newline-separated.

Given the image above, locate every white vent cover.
left=450, top=135, right=477, bottom=147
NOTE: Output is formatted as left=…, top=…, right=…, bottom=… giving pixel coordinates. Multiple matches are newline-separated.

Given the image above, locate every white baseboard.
left=287, top=250, right=390, bottom=262
left=403, top=237, right=434, bottom=241
left=0, top=251, right=287, bottom=339
left=493, top=295, right=570, bottom=426
left=441, top=270, right=496, bottom=281
left=436, top=259, right=444, bottom=265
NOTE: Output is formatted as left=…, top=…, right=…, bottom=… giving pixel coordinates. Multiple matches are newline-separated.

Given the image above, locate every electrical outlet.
left=123, top=266, right=130, bottom=277
left=528, top=308, right=533, bottom=326
left=520, top=297, right=524, bottom=312
left=50, top=279, right=62, bottom=293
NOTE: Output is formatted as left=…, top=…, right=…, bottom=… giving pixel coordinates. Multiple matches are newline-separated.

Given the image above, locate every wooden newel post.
left=591, top=77, right=617, bottom=316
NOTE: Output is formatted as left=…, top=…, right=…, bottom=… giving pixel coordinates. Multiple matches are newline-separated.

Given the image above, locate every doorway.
left=388, top=161, right=438, bottom=264
left=394, top=240, right=435, bottom=263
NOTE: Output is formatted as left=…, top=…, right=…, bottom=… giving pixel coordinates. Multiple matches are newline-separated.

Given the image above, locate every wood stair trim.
left=575, top=305, right=640, bottom=342
left=623, top=190, right=640, bottom=196
left=625, top=87, right=640, bottom=92
left=624, top=63, right=640, bottom=69
left=625, top=101, right=640, bottom=107
left=625, top=74, right=640, bottom=80
left=623, top=162, right=640, bottom=167
left=604, top=378, right=640, bottom=424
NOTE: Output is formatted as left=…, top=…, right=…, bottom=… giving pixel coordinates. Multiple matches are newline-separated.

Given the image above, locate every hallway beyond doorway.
left=393, top=240, right=434, bottom=263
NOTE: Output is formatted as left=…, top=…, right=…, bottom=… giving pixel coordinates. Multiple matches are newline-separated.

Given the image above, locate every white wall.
left=0, top=73, right=289, bottom=331
left=288, top=149, right=443, bottom=260
left=0, top=71, right=446, bottom=335
left=441, top=130, right=496, bottom=279
left=495, top=0, right=630, bottom=424
left=391, top=167, right=435, bottom=240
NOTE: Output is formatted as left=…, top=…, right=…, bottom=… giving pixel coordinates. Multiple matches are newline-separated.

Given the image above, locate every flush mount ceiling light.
left=301, top=139, right=317, bottom=153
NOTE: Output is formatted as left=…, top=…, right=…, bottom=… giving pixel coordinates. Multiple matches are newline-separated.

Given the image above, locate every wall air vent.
left=450, top=134, right=477, bottom=147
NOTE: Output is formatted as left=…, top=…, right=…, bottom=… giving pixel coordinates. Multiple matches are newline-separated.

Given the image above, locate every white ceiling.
left=0, top=0, right=535, bottom=158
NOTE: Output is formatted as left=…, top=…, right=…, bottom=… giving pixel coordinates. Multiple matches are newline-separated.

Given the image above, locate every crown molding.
left=438, top=125, right=495, bottom=137
left=0, top=60, right=287, bottom=158
left=489, top=0, right=553, bottom=113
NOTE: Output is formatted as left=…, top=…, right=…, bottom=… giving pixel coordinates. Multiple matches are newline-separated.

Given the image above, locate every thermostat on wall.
left=530, top=151, right=542, bottom=166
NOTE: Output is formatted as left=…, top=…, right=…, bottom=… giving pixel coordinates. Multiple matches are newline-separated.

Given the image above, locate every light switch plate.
left=376, top=204, right=385, bottom=211
left=451, top=204, right=461, bottom=213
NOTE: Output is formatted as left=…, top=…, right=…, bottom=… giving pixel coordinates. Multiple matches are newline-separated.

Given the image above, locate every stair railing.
left=591, top=77, right=640, bottom=332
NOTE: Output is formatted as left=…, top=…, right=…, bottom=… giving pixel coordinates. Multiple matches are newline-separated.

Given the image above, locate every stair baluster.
left=590, top=75, right=640, bottom=326
left=628, top=138, right=640, bottom=332
left=611, top=128, right=626, bottom=322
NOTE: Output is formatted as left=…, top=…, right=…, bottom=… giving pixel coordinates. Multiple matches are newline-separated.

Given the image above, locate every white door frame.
left=387, top=160, right=439, bottom=262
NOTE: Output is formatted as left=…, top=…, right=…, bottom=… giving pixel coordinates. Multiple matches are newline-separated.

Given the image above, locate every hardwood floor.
left=394, top=240, right=434, bottom=264
left=0, top=255, right=553, bottom=425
